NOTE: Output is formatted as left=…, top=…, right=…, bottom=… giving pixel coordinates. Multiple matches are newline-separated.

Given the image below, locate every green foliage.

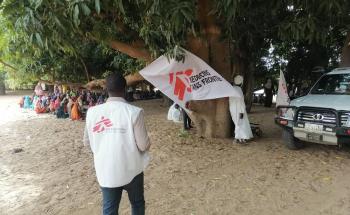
left=277, top=0, right=349, bottom=45
left=1, top=0, right=196, bottom=57
left=215, top=0, right=349, bottom=46
left=0, top=0, right=350, bottom=88
left=0, top=0, right=195, bottom=85
left=215, top=0, right=349, bottom=88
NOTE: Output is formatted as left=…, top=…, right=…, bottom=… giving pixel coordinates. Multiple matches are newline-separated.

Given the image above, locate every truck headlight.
left=277, top=107, right=295, bottom=120
left=276, top=106, right=295, bottom=127
left=346, top=115, right=350, bottom=127
left=284, top=108, right=295, bottom=120
left=341, top=113, right=350, bottom=127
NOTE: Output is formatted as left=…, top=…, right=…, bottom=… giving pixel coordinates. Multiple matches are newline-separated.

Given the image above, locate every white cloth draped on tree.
left=229, top=86, right=253, bottom=140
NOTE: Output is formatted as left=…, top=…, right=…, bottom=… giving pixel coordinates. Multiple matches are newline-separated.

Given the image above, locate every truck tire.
left=282, top=129, right=305, bottom=150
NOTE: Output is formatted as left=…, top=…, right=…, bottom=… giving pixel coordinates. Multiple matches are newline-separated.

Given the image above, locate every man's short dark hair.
left=106, top=73, right=126, bottom=94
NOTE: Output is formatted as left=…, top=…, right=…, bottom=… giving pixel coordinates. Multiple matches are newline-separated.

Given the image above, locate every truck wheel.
left=256, top=128, right=263, bottom=137
left=282, top=129, right=305, bottom=150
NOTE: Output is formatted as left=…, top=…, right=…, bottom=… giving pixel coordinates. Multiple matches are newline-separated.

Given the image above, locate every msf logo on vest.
left=169, top=69, right=193, bottom=101
left=93, top=116, right=113, bottom=133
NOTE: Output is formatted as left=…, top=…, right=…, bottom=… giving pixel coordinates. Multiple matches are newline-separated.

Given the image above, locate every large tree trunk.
left=232, top=44, right=254, bottom=113
left=244, top=62, right=254, bottom=113
left=0, top=78, right=5, bottom=95
left=340, top=32, right=350, bottom=67
left=0, top=60, right=15, bottom=95
left=185, top=0, right=233, bottom=138
left=185, top=40, right=233, bottom=137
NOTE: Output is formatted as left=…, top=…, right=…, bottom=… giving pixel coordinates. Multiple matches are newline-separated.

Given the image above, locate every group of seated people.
left=19, top=89, right=108, bottom=120
left=19, top=82, right=164, bottom=120
left=126, top=87, right=162, bottom=102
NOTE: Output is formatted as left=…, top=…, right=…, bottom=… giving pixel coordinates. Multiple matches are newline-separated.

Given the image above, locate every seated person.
left=71, top=100, right=81, bottom=120
left=56, top=98, right=69, bottom=119
left=19, top=97, right=24, bottom=108
left=54, top=97, right=61, bottom=110
left=34, top=99, right=47, bottom=114
left=23, top=96, right=32, bottom=109
left=49, top=99, right=55, bottom=112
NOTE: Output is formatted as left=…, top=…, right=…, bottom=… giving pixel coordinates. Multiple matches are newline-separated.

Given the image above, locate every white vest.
left=85, top=100, right=149, bottom=188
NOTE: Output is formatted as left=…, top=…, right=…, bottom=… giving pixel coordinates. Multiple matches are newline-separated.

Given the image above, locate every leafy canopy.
left=0, top=0, right=349, bottom=87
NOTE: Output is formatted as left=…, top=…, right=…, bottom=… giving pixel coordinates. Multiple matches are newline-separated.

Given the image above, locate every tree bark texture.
left=0, top=78, right=5, bottom=95
left=0, top=60, right=16, bottom=95
left=185, top=0, right=233, bottom=138
left=340, top=32, right=350, bottom=67
left=232, top=45, right=254, bottom=113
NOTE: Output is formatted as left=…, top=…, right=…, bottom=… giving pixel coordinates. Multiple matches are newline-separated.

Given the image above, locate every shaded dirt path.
left=1, top=93, right=350, bottom=215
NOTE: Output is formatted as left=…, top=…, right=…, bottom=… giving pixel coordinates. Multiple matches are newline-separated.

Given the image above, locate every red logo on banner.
left=169, top=69, right=193, bottom=101
left=93, top=116, right=113, bottom=133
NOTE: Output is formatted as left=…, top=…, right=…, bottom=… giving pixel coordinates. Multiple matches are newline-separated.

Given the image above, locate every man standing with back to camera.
left=84, top=72, right=151, bottom=215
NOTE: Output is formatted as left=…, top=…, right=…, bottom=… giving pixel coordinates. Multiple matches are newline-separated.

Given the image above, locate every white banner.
left=139, top=50, right=241, bottom=108
left=276, top=70, right=290, bottom=107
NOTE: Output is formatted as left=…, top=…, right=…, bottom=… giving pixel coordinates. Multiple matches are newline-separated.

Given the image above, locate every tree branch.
left=108, top=40, right=152, bottom=62
left=125, top=73, right=144, bottom=86
left=85, top=73, right=144, bottom=89
left=0, top=59, right=17, bottom=71
left=79, top=57, right=90, bottom=82
left=87, top=31, right=152, bottom=63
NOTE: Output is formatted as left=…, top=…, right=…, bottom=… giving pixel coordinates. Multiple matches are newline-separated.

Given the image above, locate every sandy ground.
left=1, top=92, right=350, bottom=215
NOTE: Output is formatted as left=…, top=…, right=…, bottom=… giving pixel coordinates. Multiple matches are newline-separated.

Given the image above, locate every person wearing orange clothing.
left=49, top=99, right=55, bottom=112
left=34, top=99, right=47, bottom=114
left=71, top=100, right=81, bottom=120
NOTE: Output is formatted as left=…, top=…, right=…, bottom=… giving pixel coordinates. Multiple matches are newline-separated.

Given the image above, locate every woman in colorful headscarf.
left=49, top=99, right=55, bottom=112
left=23, top=96, right=32, bottom=109
left=32, top=95, right=39, bottom=110
left=34, top=99, right=47, bottom=114
left=56, top=98, right=68, bottom=118
left=54, top=96, right=61, bottom=111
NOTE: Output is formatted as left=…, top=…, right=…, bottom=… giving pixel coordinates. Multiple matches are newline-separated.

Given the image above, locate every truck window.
left=310, top=74, right=350, bottom=95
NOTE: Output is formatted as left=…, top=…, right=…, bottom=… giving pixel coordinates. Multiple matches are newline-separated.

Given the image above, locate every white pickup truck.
left=276, top=68, right=350, bottom=149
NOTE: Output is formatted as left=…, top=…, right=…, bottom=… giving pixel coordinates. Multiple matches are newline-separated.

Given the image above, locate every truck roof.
left=328, top=67, right=350, bottom=75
